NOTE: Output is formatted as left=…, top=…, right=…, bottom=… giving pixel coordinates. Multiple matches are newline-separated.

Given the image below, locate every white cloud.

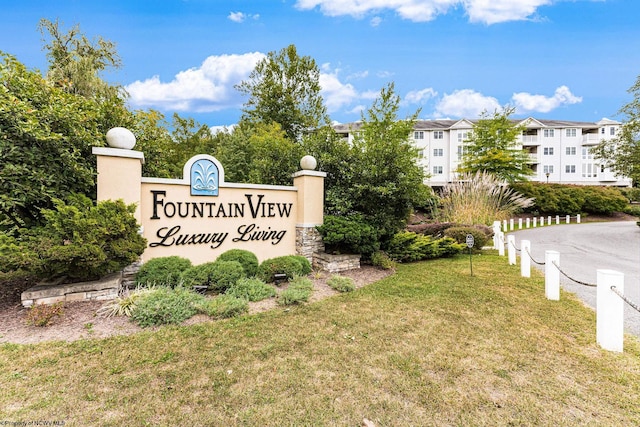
left=405, top=87, right=437, bottom=104
left=319, top=70, right=359, bottom=112
left=228, top=11, right=260, bottom=23
left=370, top=16, right=383, bottom=26
left=125, top=52, right=265, bottom=112
left=512, top=85, right=582, bottom=113
left=228, top=12, right=246, bottom=22
left=295, top=0, right=554, bottom=24
left=434, top=89, right=501, bottom=118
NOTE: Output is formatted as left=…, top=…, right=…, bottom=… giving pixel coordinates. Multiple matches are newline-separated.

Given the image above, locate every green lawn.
left=1, top=253, right=639, bottom=426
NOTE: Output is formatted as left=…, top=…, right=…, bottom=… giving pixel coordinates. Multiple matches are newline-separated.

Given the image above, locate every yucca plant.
left=97, top=287, right=157, bottom=318
left=435, top=171, right=533, bottom=225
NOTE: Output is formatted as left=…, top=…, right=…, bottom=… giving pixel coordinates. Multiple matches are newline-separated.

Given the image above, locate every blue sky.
left=2, top=0, right=640, bottom=129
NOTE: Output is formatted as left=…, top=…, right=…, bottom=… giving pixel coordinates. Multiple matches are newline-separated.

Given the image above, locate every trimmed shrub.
left=206, top=260, right=246, bottom=293
left=135, top=256, right=192, bottom=288
left=20, top=195, right=147, bottom=282
left=316, top=214, right=379, bottom=256
left=216, top=249, right=259, bottom=277
left=292, top=255, right=312, bottom=275
left=131, top=287, right=204, bottom=327
left=444, top=226, right=490, bottom=250
left=225, top=277, right=276, bottom=302
left=25, top=302, right=64, bottom=327
left=370, top=250, right=396, bottom=270
left=385, top=231, right=465, bottom=263
left=197, top=295, right=248, bottom=319
left=277, top=276, right=313, bottom=306
left=257, top=256, right=305, bottom=283
left=624, top=205, right=640, bottom=218
left=327, top=275, right=355, bottom=292
left=180, top=262, right=219, bottom=289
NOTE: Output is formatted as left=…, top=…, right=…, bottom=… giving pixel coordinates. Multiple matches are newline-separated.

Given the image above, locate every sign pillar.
left=292, top=156, right=327, bottom=262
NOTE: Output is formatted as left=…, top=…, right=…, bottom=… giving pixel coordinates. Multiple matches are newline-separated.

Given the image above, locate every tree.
left=459, top=108, right=533, bottom=183
left=593, top=74, right=640, bottom=183
left=0, top=53, right=105, bottom=231
left=38, top=18, right=122, bottom=100
left=236, top=44, right=329, bottom=141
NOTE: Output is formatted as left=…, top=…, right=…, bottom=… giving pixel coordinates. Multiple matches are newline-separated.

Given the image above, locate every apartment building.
left=333, top=117, right=631, bottom=187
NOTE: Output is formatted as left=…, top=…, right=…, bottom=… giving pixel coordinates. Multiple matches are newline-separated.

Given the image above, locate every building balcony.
left=526, top=153, right=539, bottom=164
left=521, top=135, right=539, bottom=145
left=582, top=134, right=601, bottom=145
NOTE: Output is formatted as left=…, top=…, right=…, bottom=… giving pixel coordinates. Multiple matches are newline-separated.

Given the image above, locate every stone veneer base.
left=313, top=252, right=361, bottom=273
left=21, top=273, right=121, bottom=307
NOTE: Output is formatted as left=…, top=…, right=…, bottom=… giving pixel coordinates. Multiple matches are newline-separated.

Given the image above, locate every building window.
left=457, top=131, right=470, bottom=143
left=543, top=147, right=554, bottom=155
left=601, top=165, right=606, bottom=173
left=433, top=148, right=443, bottom=157
left=414, top=131, right=424, bottom=140
left=601, top=127, right=605, bottom=134
left=610, top=127, right=616, bottom=136
left=543, top=129, right=555, bottom=137
left=582, top=164, right=598, bottom=178
left=582, top=147, right=593, bottom=160
left=457, top=145, right=469, bottom=161
left=565, top=165, right=576, bottom=173
left=543, top=165, right=554, bottom=174
left=566, top=147, right=576, bottom=155
left=433, top=131, right=444, bottom=140
left=566, top=128, right=577, bottom=137
left=417, top=149, right=424, bottom=158
left=433, top=166, right=443, bottom=175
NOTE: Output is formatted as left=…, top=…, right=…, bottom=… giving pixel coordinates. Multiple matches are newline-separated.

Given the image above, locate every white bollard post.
left=507, top=235, right=516, bottom=265
left=526, top=218, right=530, bottom=228
left=555, top=215, right=560, bottom=225
left=566, top=215, right=570, bottom=224
left=510, top=218, right=514, bottom=231
left=518, top=218, right=523, bottom=229
left=596, top=269, right=625, bottom=353
left=533, top=217, right=537, bottom=227
left=577, top=214, right=581, bottom=223
left=540, top=216, right=545, bottom=226
left=492, top=221, right=501, bottom=249
left=545, top=250, right=560, bottom=301
left=498, top=232, right=505, bottom=256
left=521, top=240, right=531, bottom=278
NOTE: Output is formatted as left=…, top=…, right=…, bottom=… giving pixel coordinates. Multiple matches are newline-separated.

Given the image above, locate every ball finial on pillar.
left=300, top=155, right=317, bottom=171
left=106, top=127, right=136, bottom=150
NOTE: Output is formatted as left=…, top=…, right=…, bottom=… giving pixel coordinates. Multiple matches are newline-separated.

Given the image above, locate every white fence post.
left=540, top=216, right=545, bottom=226
left=507, top=235, right=516, bottom=265
left=498, top=232, right=505, bottom=256
left=596, top=269, right=625, bottom=353
left=521, top=240, right=531, bottom=278
left=492, top=221, right=501, bottom=249
left=503, top=220, right=507, bottom=232
left=577, top=214, right=581, bottom=223
left=547, top=215, right=552, bottom=225
left=518, top=218, right=523, bottom=230
left=526, top=218, right=530, bottom=228
left=533, top=217, right=537, bottom=227
left=555, top=215, right=560, bottom=225
left=509, top=218, right=514, bottom=231
left=545, top=250, right=560, bottom=301
left=565, top=215, right=570, bottom=224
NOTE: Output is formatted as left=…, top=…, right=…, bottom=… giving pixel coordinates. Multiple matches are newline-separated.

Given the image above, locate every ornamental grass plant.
left=435, top=171, right=534, bottom=225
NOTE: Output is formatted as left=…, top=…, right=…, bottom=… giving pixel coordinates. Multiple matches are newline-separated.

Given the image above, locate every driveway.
left=511, top=221, right=640, bottom=338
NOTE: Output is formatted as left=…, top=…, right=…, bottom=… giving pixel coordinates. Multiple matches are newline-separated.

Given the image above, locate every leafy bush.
left=316, top=215, right=379, bottom=256
left=370, top=250, right=396, bottom=270
left=131, top=287, right=204, bottom=327
left=197, top=295, right=248, bottom=319
left=277, top=276, right=313, bottom=306
left=257, top=256, right=306, bottom=283
left=444, top=226, right=490, bottom=250
left=180, top=260, right=247, bottom=292
left=135, top=256, right=192, bottom=288
left=327, top=275, right=355, bottom=292
left=621, top=187, right=640, bottom=202
left=18, top=195, right=147, bottom=282
left=25, top=302, right=64, bottom=327
left=216, top=249, right=259, bottom=277
left=385, top=232, right=465, bottom=263
left=624, top=205, right=640, bottom=218
left=406, top=222, right=458, bottom=237
left=511, top=182, right=628, bottom=215
left=225, top=277, right=276, bottom=302
left=292, top=256, right=312, bottom=275
left=206, top=260, right=246, bottom=293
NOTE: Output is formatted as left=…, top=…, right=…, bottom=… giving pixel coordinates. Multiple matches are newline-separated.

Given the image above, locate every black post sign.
left=466, top=234, right=474, bottom=276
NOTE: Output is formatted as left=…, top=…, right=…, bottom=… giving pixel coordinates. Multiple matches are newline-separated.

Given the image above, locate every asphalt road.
left=510, top=221, right=640, bottom=338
